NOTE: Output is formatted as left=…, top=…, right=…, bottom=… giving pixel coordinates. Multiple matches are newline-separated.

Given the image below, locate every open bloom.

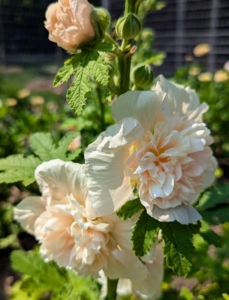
left=99, top=244, right=164, bottom=300
left=44, top=0, right=95, bottom=52
left=85, top=75, right=217, bottom=224
left=14, top=159, right=150, bottom=279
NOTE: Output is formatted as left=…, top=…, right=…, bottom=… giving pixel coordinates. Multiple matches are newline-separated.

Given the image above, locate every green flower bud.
left=116, top=13, right=141, bottom=40
left=90, top=8, right=111, bottom=38
left=132, top=65, right=154, bottom=87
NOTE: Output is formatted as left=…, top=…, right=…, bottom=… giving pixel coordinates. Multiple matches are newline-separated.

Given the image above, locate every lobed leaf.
left=116, top=198, right=144, bottom=220
left=66, top=48, right=110, bottom=114
left=196, top=183, right=229, bottom=212
left=161, top=221, right=195, bottom=276
left=131, top=210, right=160, bottom=257
left=30, top=132, right=81, bottom=162
left=0, top=154, right=41, bottom=185
left=11, top=250, right=67, bottom=289
left=30, top=132, right=56, bottom=161
left=201, top=206, right=229, bottom=225
left=53, top=64, right=74, bottom=87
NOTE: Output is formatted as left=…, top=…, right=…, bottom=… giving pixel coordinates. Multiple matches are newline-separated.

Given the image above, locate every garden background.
left=1, top=0, right=229, bottom=299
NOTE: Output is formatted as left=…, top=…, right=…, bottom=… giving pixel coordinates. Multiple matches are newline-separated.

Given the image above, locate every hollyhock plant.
left=99, top=244, right=164, bottom=300
left=44, top=0, right=95, bottom=52
left=85, top=75, right=217, bottom=224
left=14, top=159, right=153, bottom=280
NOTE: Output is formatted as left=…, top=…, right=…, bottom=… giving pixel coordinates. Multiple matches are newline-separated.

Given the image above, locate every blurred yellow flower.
left=215, top=167, right=224, bottom=178
left=193, top=43, right=211, bottom=57
left=214, top=70, right=229, bottom=82
left=198, top=72, right=212, bottom=82
left=30, top=96, right=45, bottom=106
left=6, top=98, right=17, bottom=107
left=189, top=66, right=201, bottom=76
left=17, top=88, right=30, bottom=99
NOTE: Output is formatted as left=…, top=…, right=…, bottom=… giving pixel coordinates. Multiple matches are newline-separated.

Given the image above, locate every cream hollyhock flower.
left=99, top=244, right=164, bottom=300
left=85, top=75, right=217, bottom=224
left=44, top=0, right=95, bottom=52
left=14, top=159, right=149, bottom=279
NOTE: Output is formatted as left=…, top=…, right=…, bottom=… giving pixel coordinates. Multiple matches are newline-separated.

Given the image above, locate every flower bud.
left=90, top=8, right=111, bottom=38
left=116, top=13, right=141, bottom=40
left=132, top=65, right=154, bottom=87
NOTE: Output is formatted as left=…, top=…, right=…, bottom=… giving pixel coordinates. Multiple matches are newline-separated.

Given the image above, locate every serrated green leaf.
left=117, top=198, right=144, bottom=220
left=66, top=49, right=110, bottom=114
left=58, top=284, right=80, bottom=300
left=94, top=40, right=115, bottom=52
left=53, top=64, right=74, bottom=87
left=161, top=222, right=195, bottom=276
left=196, top=183, right=229, bottom=212
left=131, top=210, right=160, bottom=257
left=30, top=132, right=56, bottom=161
left=88, top=55, right=110, bottom=85
left=0, top=154, right=41, bottom=185
left=67, top=65, right=91, bottom=114
left=188, top=221, right=201, bottom=234
left=30, top=132, right=80, bottom=162
left=11, top=250, right=67, bottom=289
left=201, top=206, right=229, bottom=225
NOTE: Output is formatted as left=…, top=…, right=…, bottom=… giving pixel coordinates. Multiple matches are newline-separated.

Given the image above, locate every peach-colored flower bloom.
left=44, top=0, right=95, bottom=52
left=99, top=244, right=164, bottom=299
left=14, top=159, right=150, bottom=279
left=85, top=75, right=217, bottom=224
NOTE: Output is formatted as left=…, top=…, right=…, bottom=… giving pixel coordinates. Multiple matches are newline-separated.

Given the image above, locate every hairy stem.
left=107, top=278, right=118, bottom=299
left=96, top=87, right=105, bottom=132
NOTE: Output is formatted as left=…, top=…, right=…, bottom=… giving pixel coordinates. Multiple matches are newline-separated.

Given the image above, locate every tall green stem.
left=107, top=278, right=118, bottom=299
left=117, top=0, right=138, bottom=95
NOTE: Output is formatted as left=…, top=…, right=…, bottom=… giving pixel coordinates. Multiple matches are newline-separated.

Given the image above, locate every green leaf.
left=131, top=210, right=160, bottom=257
left=179, top=287, right=194, bottom=300
left=145, top=52, right=166, bottom=66
left=0, top=154, right=41, bottom=185
left=58, top=284, right=80, bottom=300
left=116, top=198, right=144, bottom=220
left=67, top=65, right=91, bottom=114
left=161, top=221, right=195, bottom=276
left=30, top=132, right=81, bottom=162
left=30, top=132, right=56, bottom=161
left=0, top=234, right=19, bottom=249
left=11, top=250, right=67, bottom=289
left=201, top=206, right=229, bottom=225
left=196, top=183, right=229, bottom=212
left=53, top=64, right=74, bottom=87
left=200, top=230, right=222, bottom=248
left=66, top=50, right=110, bottom=114
left=94, top=40, right=115, bottom=53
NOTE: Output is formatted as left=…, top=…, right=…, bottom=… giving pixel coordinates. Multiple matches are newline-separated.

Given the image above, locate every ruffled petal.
left=85, top=117, right=145, bottom=216
left=148, top=203, right=201, bottom=224
left=111, top=90, right=165, bottom=131
left=14, top=196, right=46, bottom=234
left=35, top=159, right=87, bottom=207
left=131, top=244, right=164, bottom=300
left=156, top=75, right=208, bottom=121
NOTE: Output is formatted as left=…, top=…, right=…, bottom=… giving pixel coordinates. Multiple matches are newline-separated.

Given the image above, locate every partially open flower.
left=85, top=75, right=216, bottom=224
left=14, top=159, right=150, bottom=279
left=44, top=0, right=95, bottom=52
